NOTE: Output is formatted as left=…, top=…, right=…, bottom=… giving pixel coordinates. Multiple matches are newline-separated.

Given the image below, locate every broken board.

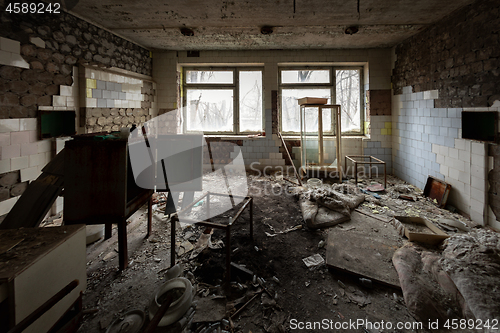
left=423, top=176, right=451, bottom=208
left=326, top=211, right=401, bottom=289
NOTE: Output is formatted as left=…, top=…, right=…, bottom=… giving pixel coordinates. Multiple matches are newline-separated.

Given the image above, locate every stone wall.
left=84, top=107, right=151, bottom=133
left=392, top=0, right=500, bottom=108
left=0, top=8, right=151, bottom=118
left=0, top=9, right=151, bottom=76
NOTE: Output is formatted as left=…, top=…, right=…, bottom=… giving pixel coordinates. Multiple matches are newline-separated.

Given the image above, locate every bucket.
left=307, top=178, right=322, bottom=188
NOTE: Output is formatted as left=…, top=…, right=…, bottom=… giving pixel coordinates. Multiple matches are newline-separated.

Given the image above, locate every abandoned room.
left=0, top=0, right=499, bottom=332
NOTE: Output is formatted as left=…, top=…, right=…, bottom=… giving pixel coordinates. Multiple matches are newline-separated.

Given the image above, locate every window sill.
left=203, top=134, right=369, bottom=140
left=280, top=135, right=368, bottom=140
left=204, top=134, right=266, bottom=140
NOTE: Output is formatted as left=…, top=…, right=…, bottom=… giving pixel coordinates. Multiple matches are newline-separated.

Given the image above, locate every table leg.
left=118, top=219, right=128, bottom=270
left=170, top=216, right=176, bottom=268
left=249, top=198, right=253, bottom=241
left=384, top=164, right=387, bottom=189
left=146, top=196, right=152, bottom=238
left=225, top=227, right=231, bottom=283
left=104, top=224, right=112, bottom=240
left=354, top=162, right=358, bottom=186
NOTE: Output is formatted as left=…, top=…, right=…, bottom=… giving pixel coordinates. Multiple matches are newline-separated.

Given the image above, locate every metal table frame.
left=345, top=155, right=387, bottom=188
left=170, top=192, right=253, bottom=283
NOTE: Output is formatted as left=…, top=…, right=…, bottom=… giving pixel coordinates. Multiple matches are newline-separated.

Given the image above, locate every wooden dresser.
left=63, top=136, right=153, bottom=270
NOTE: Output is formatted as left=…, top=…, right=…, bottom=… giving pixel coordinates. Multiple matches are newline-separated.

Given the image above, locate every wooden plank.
left=423, top=176, right=451, bottom=208
left=0, top=173, right=63, bottom=230
left=41, top=148, right=65, bottom=177
left=354, top=208, right=392, bottom=223
left=277, top=132, right=302, bottom=186
left=326, top=211, right=401, bottom=289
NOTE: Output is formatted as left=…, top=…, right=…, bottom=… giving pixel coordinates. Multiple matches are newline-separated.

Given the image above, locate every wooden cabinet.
left=63, top=136, right=153, bottom=270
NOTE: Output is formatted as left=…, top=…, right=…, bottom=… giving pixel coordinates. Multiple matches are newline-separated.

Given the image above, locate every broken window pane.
left=239, top=71, right=263, bottom=132
left=281, top=70, right=330, bottom=84
left=186, top=89, right=233, bottom=132
left=281, top=88, right=331, bottom=133
left=185, top=70, right=233, bottom=84
left=336, top=69, right=361, bottom=133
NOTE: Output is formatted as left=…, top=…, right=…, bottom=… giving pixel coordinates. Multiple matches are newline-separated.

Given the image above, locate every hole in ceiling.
left=260, top=26, right=273, bottom=35
left=180, top=28, right=195, bottom=36
left=344, top=26, right=359, bottom=35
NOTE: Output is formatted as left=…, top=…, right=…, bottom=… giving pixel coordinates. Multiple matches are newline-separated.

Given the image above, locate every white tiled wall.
left=0, top=37, right=29, bottom=69
left=81, top=67, right=157, bottom=115
left=0, top=118, right=51, bottom=179
left=1, top=64, right=79, bottom=218
left=0, top=196, right=19, bottom=216
left=230, top=134, right=284, bottom=168
left=392, top=86, right=497, bottom=227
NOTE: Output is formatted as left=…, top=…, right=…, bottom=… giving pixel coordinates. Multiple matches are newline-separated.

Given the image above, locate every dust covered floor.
left=77, top=173, right=481, bottom=333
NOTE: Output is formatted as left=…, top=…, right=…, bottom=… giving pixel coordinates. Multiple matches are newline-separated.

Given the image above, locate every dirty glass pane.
left=281, top=88, right=331, bottom=133
left=336, top=69, right=361, bottom=133
left=186, top=89, right=233, bottom=132
left=281, top=70, right=330, bottom=84
left=185, top=70, right=233, bottom=84
left=239, top=71, right=263, bottom=132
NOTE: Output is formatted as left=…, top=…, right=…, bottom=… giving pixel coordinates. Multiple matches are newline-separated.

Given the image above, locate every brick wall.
left=0, top=9, right=152, bottom=219
left=392, top=0, right=500, bottom=108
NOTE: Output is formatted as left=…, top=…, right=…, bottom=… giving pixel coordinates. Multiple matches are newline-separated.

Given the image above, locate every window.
left=183, top=68, right=263, bottom=133
left=279, top=67, right=363, bottom=135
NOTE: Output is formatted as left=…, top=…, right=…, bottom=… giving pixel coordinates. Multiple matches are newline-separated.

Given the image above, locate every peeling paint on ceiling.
left=58, top=0, right=476, bottom=50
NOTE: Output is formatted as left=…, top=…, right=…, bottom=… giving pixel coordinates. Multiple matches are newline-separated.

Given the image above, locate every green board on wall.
left=39, top=111, right=76, bottom=139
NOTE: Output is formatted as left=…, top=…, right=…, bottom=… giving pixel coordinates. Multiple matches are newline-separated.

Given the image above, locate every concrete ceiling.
left=63, top=0, right=475, bottom=50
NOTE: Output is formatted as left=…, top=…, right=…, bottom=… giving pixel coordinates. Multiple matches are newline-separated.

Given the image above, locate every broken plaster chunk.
left=302, top=253, right=325, bottom=268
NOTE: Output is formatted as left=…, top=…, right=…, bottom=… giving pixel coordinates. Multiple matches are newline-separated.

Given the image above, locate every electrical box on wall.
left=461, top=111, right=498, bottom=143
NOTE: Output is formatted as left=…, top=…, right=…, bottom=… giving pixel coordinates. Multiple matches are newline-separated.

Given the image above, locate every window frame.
left=182, top=67, right=264, bottom=135
left=278, top=66, right=364, bottom=136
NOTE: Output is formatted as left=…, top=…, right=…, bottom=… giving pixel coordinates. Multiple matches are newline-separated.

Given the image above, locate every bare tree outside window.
left=280, top=68, right=362, bottom=134
left=184, top=69, right=263, bottom=133
left=239, top=71, right=262, bottom=132
left=187, top=89, right=233, bottom=132
left=336, top=69, right=361, bottom=132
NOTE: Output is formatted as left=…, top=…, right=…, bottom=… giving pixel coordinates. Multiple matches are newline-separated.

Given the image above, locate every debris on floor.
left=392, top=242, right=465, bottom=329
left=77, top=173, right=497, bottom=333
left=302, top=253, right=325, bottom=268
left=298, top=184, right=365, bottom=229
left=440, top=229, right=500, bottom=323
left=326, top=211, right=402, bottom=288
